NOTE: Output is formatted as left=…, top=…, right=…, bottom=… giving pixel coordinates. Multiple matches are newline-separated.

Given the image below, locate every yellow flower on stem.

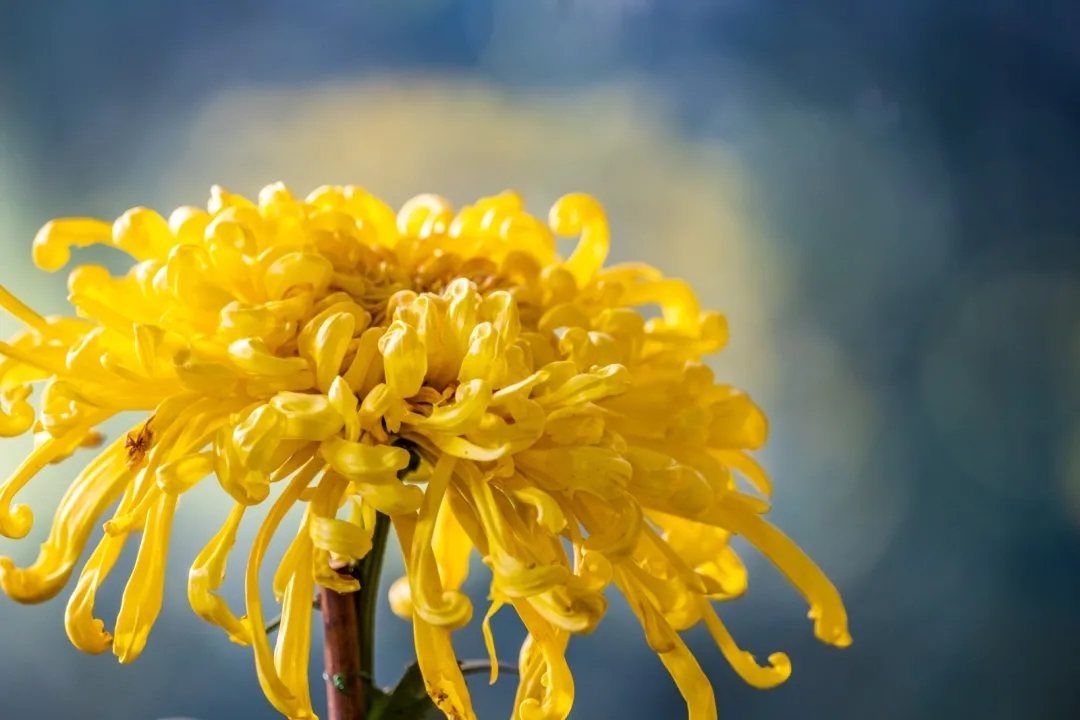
left=0, top=183, right=849, bottom=720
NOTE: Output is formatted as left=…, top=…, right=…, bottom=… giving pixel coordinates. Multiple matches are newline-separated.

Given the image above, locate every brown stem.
left=320, top=582, right=365, bottom=720
left=321, top=513, right=390, bottom=720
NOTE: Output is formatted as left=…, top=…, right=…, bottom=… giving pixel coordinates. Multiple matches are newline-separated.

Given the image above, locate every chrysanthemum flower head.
left=0, top=183, right=849, bottom=719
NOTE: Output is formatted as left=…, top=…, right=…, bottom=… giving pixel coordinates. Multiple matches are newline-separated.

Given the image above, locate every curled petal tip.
left=0, top=556, right=57, bottom=603
left=713, top=647, right=794, bottom=691
left=766, top=652, right=792, bottom=673
left=0, top=504, right=33, bottom=539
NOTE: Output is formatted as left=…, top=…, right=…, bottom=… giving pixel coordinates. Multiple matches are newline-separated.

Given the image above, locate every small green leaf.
left=367, top=660, right=515, bottom=719
left=368, top=663, right=439, bottom=720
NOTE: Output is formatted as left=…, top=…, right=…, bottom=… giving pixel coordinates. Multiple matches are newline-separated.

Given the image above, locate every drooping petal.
left=394, top=514, right=476, bottom=720
left=188, top=503, right=251, bottom=645
left=618, top=571, right=716, bottom=720
left=245, top=459, right=321, bottom=718
left=273, top=521, right=317, bottom=720
left=697, top=598, right=791, bottom=689
left=510, top=599, right=574, bottom=720
left=64, top=530, right=127, bottom=654
left=481, top=599, right=504, bottom=685
left=432, top=500, right=473, bottom=592
left=705, top=496, right=851, bottom=648
left=113, top=492, right=178, bottom=663
left=406, top=455, right=472, bottom=629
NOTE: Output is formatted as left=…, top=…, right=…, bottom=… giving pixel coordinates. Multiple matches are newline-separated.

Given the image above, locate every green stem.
left=356, top=512, right=390, bottom=707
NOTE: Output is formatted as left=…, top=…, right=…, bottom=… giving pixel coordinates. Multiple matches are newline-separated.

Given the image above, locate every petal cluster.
left=0, top=184, right=849, bottom=719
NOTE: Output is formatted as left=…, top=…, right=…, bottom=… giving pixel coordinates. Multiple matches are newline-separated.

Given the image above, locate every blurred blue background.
left=1, top=1, right=1078, bottom=718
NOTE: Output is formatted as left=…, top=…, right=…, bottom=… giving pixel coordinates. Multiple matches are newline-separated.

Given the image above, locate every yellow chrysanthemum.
left=0, top=183, right=849, bottom=720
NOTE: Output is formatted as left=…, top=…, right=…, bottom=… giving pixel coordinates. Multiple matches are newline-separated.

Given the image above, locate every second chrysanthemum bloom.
left=0, top=184, right=849, bottom=720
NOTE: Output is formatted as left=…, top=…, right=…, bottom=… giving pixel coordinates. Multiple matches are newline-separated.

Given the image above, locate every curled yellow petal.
left=342, top=326, right=385, bottom=392
left=698, top=598, right=791, bottom=689
left=0, top=438, right=130, bottom=602
left=173, top=348, right=240, bottom=394
left=324, top=380, right=357, bottom=445
left=113, top=207, right=175, bottom=261
left=229, top=337, right=310, bottom=377
left=398, top=193, right=453, bottom=239
left=535, top=363, right=629, bottom=408
left=458, top=322, right=498, bottom=384
left=620, top=278, right=701, bottom=333
left=32, top=218, right=114, bottom=271
left=233, top=405, right=286, bottom=471
left=428, top=433, right=510, bottom=462
left=214, top=427, right=271, bottom=506
left=320, top=436, right=409, bottom=477
left=405, top=378, right=491, bottom=435
left=309, top=514, right=372, bottom=563
left=550, top=194, right=608, bottom=289
left=511, top=599, right=574, bottom=720
left=351, top=478, right=424, bottom=516
left=270, top=392, right=344, bottom=441
left=407, top=455, right=473, bottom=629
left=0, top=417, right=103, bottom=538
left=264, top=251, right=333, bottom=300
left=0, top=385, right=35, bottom=437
